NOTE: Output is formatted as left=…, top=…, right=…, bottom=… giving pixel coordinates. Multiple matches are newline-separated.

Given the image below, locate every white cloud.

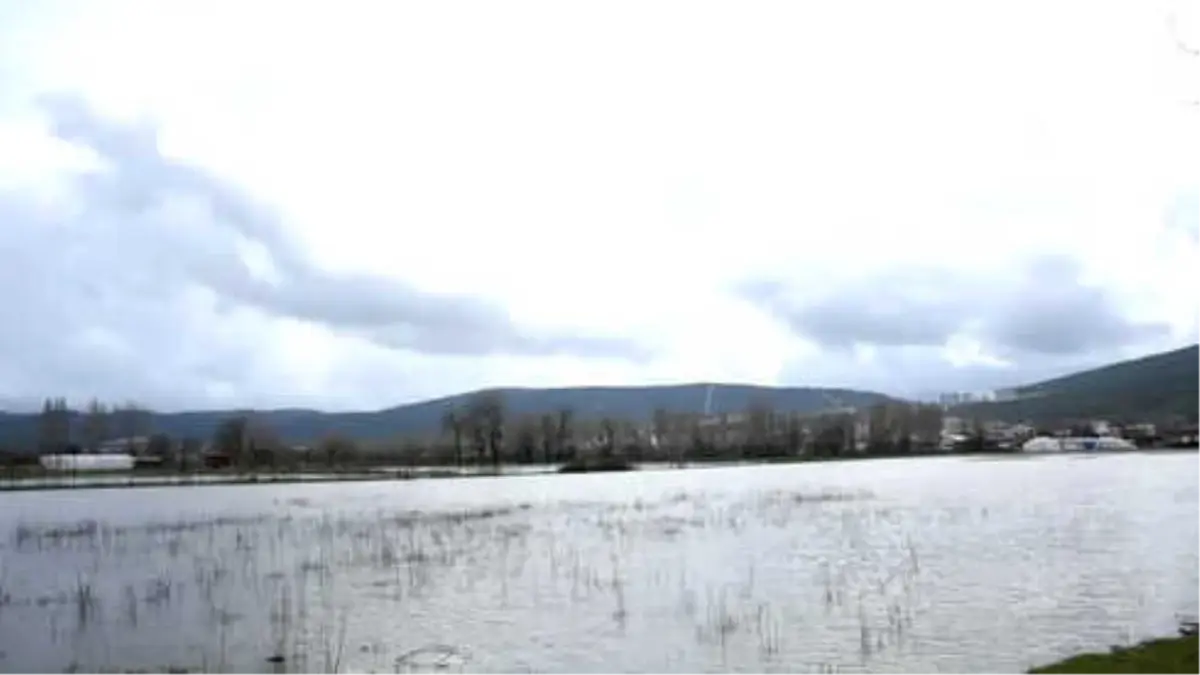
left=0, top=0, right=1196, bottom=411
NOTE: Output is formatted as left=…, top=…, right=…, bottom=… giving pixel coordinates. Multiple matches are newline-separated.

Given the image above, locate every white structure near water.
left=1021, top=436, right=1137, bottom=453
left=38, top=453, right=136, bottom=472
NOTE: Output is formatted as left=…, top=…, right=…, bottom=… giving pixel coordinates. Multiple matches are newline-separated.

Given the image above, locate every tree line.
left=9, top=390, right=980, bottom=472
left=35, top=398, right=157, bottom=455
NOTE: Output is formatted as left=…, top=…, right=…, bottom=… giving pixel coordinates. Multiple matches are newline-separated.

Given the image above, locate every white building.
left=39, top=454, right=136, bottom=472
left=1021, top=436, right=1137, bottom=453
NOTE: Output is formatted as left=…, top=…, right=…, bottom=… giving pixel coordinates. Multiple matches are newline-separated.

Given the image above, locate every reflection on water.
left=0, top=452, right=1195, bottom=673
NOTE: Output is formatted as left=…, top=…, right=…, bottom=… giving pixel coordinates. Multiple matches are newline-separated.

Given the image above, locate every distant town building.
left=942, top=416, right=968, bottom=435
left=97, top=436, right=150, bottom=454
left=940, top=389, right=1024, bottom=406
left=938, top=392, right=966, bottom=407
left=938, top=392, right=988, bottom=407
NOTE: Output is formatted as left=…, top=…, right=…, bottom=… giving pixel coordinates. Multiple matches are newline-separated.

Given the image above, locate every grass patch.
left=1030, top=633, right=1198, bottom=673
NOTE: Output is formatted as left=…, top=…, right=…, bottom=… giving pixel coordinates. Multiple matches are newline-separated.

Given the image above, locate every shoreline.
left=0, top=455, right=956, bottom=492
left=0, top=467, right=524, bottom=493
left=0, top=447, right=1194, bottom=493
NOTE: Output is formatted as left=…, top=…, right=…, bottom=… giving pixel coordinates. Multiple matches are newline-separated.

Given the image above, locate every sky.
left=0, top=0, right=1196, bottom=413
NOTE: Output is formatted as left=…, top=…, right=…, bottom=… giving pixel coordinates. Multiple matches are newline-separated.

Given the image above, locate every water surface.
left=0, top=452, right=1195, bottom=673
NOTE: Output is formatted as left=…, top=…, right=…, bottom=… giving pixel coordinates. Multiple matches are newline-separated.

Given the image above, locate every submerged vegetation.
left=0, top=484, right=919, bottom=673
left=0, top=455, right=1195, bottom=673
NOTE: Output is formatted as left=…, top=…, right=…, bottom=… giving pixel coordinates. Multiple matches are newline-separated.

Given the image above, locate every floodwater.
left=0, top=452, right=1195, bottom=673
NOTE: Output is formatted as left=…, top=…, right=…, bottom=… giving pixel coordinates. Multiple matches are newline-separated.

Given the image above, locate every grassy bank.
left=1030, top=633, right=1198, bottom=673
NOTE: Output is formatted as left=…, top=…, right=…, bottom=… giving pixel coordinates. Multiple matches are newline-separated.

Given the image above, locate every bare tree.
left=556, top=407, right=575, bottom=461
left=811, top=414, right=851, bottom=457
left=513, top=416, right=538, bottom=464
left=599, top=417, right=617, bottom=458
left=213, top=416, right=250, bottom=466
left=746, top=396, right=775, bottom=458
left=867, top=404, right=889, bottom=453
left=441, top=407, right=466, bottom=468
left=466, top=391, right=507, bottom=468
left=145, top=433, right=173, bottom=461
left=784, top=413, right=804, bottom=455
left=179, top=437, right=203, bottom=472
left=689, top=416, right=705, bottom=460
left=539, top=413, right=557, bottom=464
left=319, top=434, right=359, bottom=468
left=38, top=397, right=72, bottom=454
left=111, top=401, right=151, bottom=453
left=401, top=437, right=425, bottom=467
left=652, top=408, right=671, bottom=461
left=967, top=417, right=988, bottom=452
left=470, top=419, right=488, bottom=466
left=246, top=417, right=284, bottom=468
left=896, top=405, right=914, bottom=454
left=81, top=399, right=110, bottom=453
left=913, top=404, right=944, bottom=451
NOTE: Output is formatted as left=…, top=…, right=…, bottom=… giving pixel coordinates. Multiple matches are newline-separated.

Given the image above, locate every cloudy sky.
left=0, top=0, right=1196, bottom=412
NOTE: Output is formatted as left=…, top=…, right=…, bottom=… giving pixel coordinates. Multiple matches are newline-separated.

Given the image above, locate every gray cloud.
left=738, top=253, right=1173, bottom=359
left=0, top=194, right=270, bottom=410
left=0, top=94, right=647, bottom=410
left=977, top=255, right=1170, bottom=356
left=777, top=344, right=1118, bottom=401
left=27, top=94, right=647, bottom=360
left=741, top=270, right=971, bottom=349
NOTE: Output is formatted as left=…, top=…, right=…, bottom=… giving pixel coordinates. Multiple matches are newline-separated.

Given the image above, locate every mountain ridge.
left=953, top=344, right=1198, bottom=424
left=2, top=345, right=1194, bottom=450
left=0, top=384, right=899, bottom=449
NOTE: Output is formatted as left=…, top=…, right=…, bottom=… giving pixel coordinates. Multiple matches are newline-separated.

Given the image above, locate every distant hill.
left=953, top=345, right=1199, bottom=425
left=0, top=384, right=897, bottom=450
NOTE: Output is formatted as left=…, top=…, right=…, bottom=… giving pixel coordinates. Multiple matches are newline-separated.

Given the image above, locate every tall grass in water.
left=0, top=487, right=1061, bottom=674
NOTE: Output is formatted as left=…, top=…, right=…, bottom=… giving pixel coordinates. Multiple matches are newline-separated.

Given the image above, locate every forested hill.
left=952, top=344, right=1199, bottom=424
left=0, top=384, right=896, bottom=449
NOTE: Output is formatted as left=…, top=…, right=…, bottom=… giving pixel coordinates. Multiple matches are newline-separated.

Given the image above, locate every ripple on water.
left=0, top=453, right=1195, bottom=673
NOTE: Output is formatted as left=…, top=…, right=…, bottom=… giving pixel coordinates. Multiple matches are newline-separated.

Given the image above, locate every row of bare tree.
left=24, top=390, right=958, bottom=471
left=440, top=391, right=579, bottom=467
left=36, top=398, right=154, bottom=454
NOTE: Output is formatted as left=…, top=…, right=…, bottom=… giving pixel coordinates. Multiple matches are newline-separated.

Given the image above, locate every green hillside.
left=955, top=344, right=1198, bottom=424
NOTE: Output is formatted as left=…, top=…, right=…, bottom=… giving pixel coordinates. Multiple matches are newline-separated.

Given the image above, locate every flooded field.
left=0, top=452, right=1195, bottom=673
